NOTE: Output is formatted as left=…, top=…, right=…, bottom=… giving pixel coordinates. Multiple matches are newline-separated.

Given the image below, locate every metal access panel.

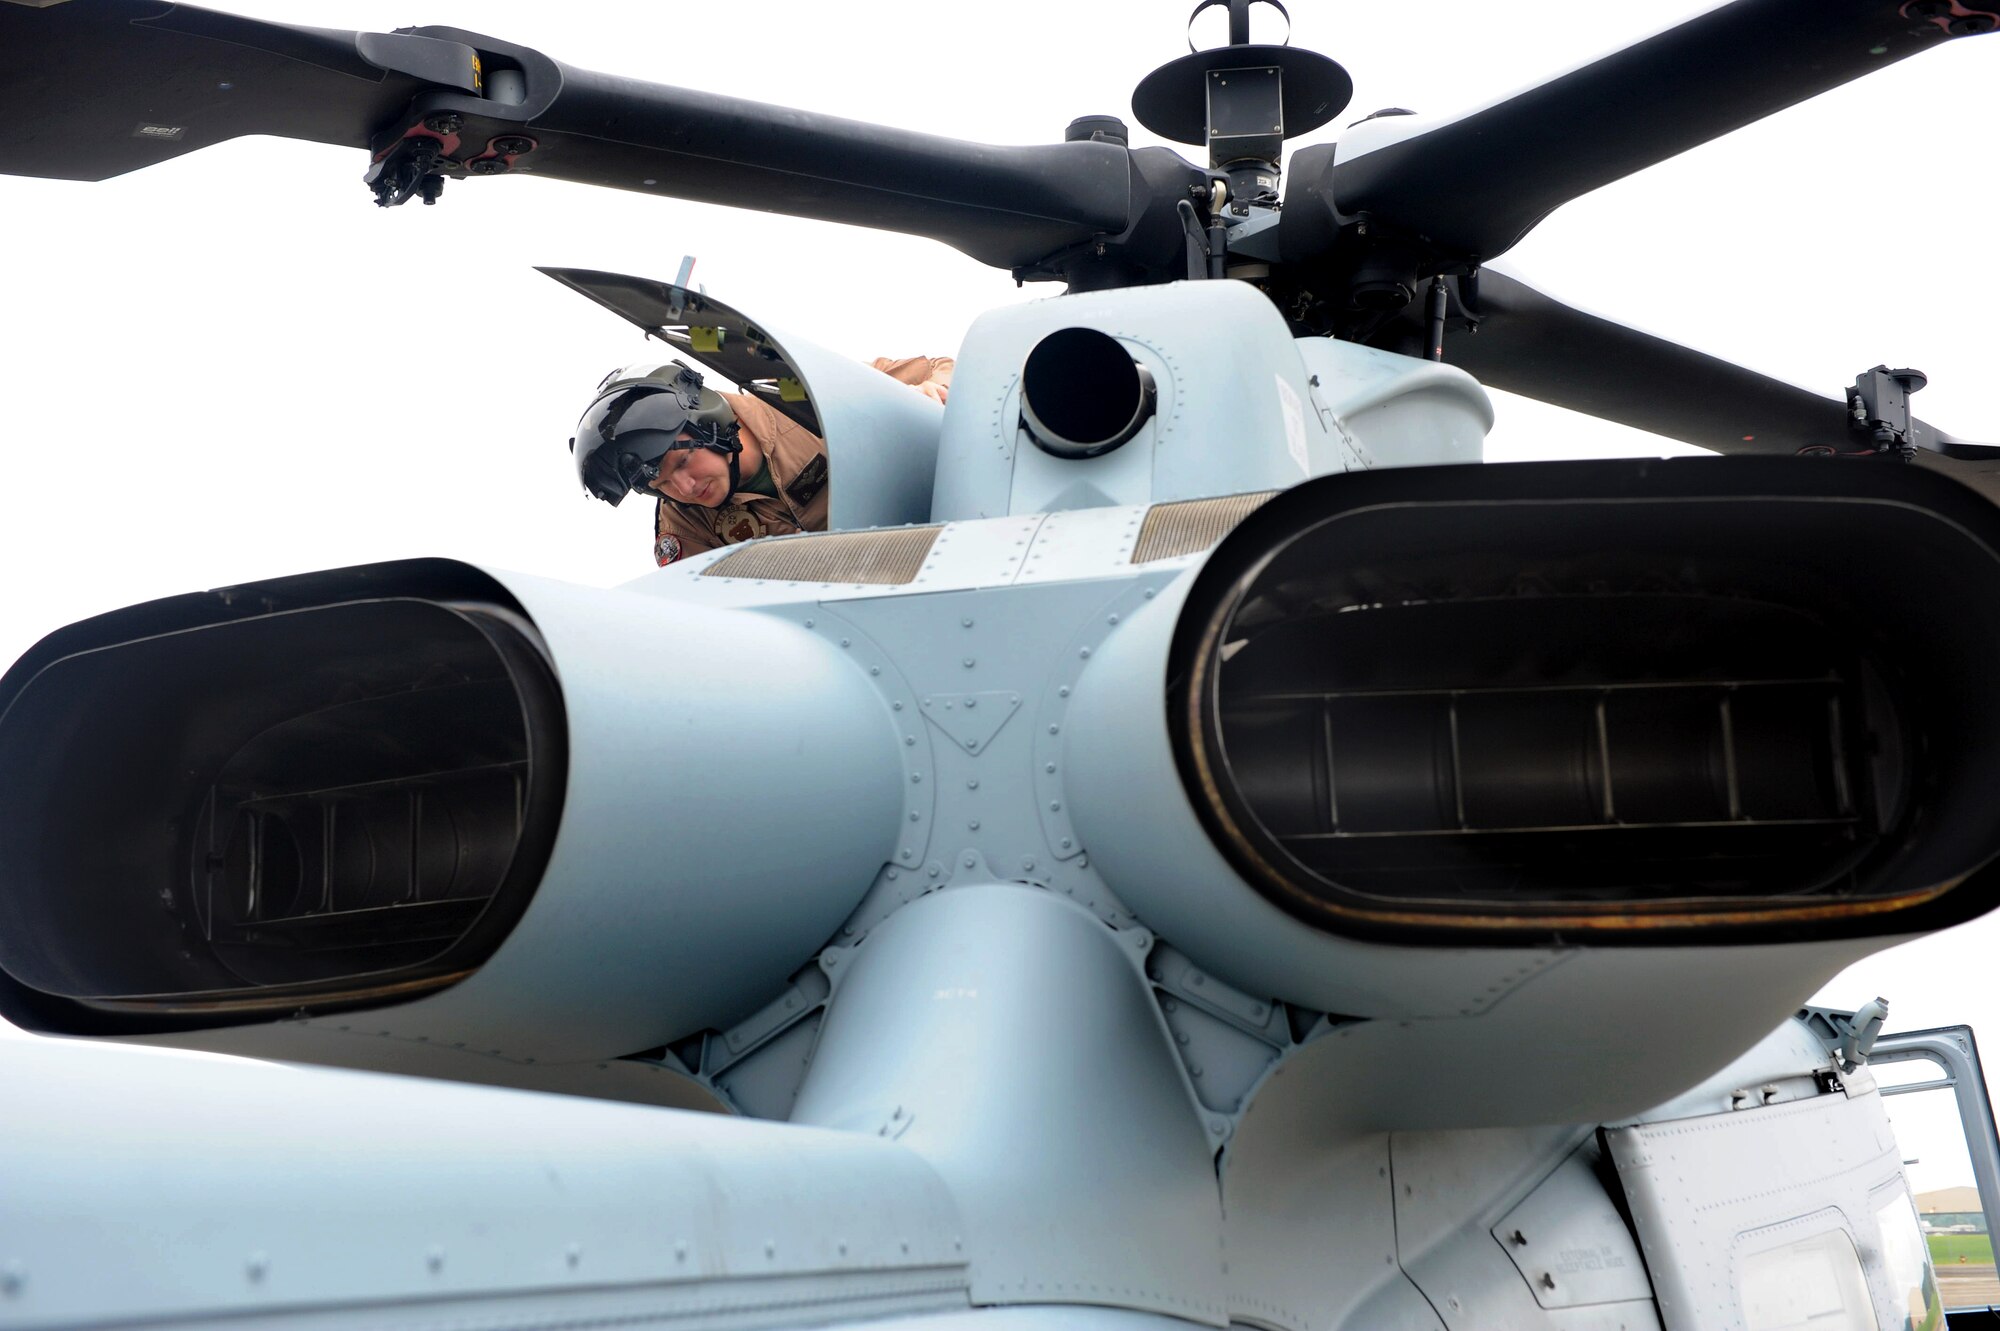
left=1490, top=1148, right=1654, bottom=1310
left=1606, top=1080, right=1914, bottom=1331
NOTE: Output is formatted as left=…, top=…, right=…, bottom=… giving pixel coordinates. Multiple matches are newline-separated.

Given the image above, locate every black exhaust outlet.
left=1020, top=327, right=1157, bottom=458
left=1171, top=458, right=2000, bottom=941
left=0, top=560, right=566, bottom=1027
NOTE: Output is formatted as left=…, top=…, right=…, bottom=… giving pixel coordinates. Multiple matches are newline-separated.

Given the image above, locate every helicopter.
left=4, top=1, right=2000, bottom=1329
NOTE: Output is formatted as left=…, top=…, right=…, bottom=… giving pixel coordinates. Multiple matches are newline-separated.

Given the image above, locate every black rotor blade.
left=1415, top=267, right=2000, bottom=463
left=0, top=2, right=1145, bottom=271
left=1308, top=0, right=1994, bottom=264
left=0, top=1, right=454, bottom=175
left=426, top=39, right=1137, bottom=269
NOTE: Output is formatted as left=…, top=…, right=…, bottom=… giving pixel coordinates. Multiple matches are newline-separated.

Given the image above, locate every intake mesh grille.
left=702, top=527, right=941, bottom=584
left=1131, top=491, right=1277, bottom=564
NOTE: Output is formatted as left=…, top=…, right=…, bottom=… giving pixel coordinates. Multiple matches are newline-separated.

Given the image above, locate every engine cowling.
left=1071, top=457, right=2000, bottom=973
left=0, top=559, right=904, bottom=1061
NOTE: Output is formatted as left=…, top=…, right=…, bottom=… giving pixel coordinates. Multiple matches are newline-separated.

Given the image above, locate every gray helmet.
left=570, top=360, right=741, bottom=506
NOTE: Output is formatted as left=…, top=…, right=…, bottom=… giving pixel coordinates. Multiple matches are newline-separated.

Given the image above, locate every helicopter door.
left=1862, top=1027, right=2000, bottom=1324
left=1605, top=1071, right=1936, bottom=1331
left=542, top=266, right=942, bottom=533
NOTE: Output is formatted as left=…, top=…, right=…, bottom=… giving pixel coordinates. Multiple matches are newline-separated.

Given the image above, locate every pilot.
left=572, top=356, right=952, bottom=566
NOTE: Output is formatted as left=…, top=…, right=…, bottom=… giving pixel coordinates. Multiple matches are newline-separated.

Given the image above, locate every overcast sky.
left=2, top=0, right=1998, bottom=1183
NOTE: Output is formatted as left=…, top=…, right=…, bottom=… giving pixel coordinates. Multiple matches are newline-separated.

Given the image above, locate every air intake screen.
left=1133, top=491, right=1277, bottom=564
left=704, top=527, right=940, bottom=584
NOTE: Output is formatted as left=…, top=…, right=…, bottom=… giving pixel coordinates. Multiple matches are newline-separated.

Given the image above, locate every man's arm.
left=871, top=355, right=954, bottom=405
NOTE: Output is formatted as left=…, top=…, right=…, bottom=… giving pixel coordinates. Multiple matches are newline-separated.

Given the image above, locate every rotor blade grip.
left=352, top=31, right=482, bottom=94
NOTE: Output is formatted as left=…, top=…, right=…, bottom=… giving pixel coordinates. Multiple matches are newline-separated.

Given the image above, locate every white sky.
left=2, top=0, right=1998, bottom=1183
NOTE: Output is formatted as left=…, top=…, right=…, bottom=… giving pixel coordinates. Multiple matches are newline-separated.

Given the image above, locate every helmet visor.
left=573, top=387, right=698, bottom=503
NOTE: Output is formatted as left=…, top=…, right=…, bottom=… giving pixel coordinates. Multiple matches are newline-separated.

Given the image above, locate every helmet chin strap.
left=702, top=419, right=743, bottom=505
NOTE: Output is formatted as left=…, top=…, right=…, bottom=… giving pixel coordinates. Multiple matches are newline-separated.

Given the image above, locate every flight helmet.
left=571, top=360, right=741, bottom=507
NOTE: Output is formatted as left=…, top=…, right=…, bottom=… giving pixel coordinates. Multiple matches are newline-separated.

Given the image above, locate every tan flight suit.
left=651, top=357, right=952, bottom=566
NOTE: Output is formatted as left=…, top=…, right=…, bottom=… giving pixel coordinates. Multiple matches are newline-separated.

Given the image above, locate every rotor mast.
left=1117, top=0, right=1349, bottom=294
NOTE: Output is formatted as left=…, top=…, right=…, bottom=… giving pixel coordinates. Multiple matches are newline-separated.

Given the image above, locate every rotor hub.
left=1131, top=0, right=1350, bottom=199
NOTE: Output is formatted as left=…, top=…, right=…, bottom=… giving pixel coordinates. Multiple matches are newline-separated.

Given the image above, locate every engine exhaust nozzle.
left=1164, top=458, right=2000, bottom=943
left=0, top=562, right=566, bottom=1025
left=0, top=559, right=905, bottom=1056
left=1020, top=327, right=1157, bottom=458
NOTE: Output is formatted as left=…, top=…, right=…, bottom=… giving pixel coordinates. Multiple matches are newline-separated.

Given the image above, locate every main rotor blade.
left=1412, top=267, right=2000, bottom=464
left=0, top=1, right=447, bottom=173
left=1434, top=269, right=1843, bottom=455
left=435, top=42, right=1135, bottom=269
left=1318, top=0, right=1994, bottom=264
left=0, top=2, right=1142, bottom=271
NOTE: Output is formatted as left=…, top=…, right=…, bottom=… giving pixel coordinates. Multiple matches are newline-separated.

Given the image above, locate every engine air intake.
left=703, top=525, right=941, bottom=584
left=1132, top=490, right=1277, bottom=564
left=0, top=562, right=565, bottom=1022
left=1171, top=459, right=2000, bottom=940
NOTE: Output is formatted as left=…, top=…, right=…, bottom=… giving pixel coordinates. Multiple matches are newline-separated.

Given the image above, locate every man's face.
left=648, top=436, right=732, bottom=507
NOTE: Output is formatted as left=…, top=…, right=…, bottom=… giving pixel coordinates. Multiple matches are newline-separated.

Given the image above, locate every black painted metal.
left=1369, top=269, right=2000, bottom=465
left=0, top=2, right=1143, bottom=271
left=1310, top=0, right=1969, bottom=265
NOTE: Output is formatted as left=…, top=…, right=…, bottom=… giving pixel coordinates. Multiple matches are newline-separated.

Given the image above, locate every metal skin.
left=2, top=3, right=1999, bottom=1323
left=791, top=885, right=1224, bottom=1317
left=1608, top=1072, right=1914, bottom=1331
left=3, top=286, right=1996, bottom=1331
left=79, top=568, right=908, bottom=1073
left=1, top=1037, right=968, bottom=1327
left=932, top=283, right=1487, bottom=523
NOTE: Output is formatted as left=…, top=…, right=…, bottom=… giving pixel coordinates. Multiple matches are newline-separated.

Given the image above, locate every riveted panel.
left=1607, top=1087, right=1907, bottom=1331
left=1490, top=1147, right=1653, bottom=1308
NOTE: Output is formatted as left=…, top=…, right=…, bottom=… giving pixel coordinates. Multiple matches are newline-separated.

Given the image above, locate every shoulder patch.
left=654, top=533, right=682, bottom=566
left=787, top=452, right=829, bottom=508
